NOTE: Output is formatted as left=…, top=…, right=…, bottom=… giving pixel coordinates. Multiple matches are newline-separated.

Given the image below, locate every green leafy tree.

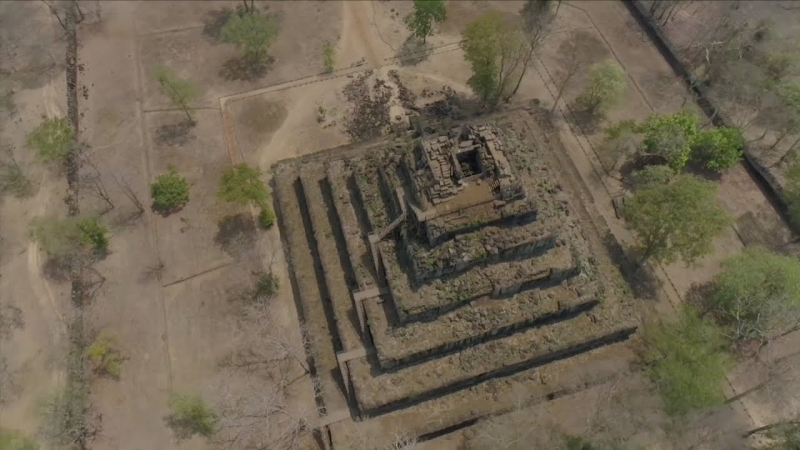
left=692, top=126, right=744, bottom=171
left=0, top=429, right=38, bottom=450
left=710, top=246, right=800, bottom=343
left=27, top=118, right=74, bottom=163
left=150, top=165, right=190, bottom=213
left=629, top=165, right=674, bottom=190
left=167, top=392, right=218, bottom=438
left=575, top=60, right=627, bottom=117
left=461, top=12, right=526, bottom=107
left=217, top=163, right=268, bottom=209
left=404, top=0, right=446, bottom=43
left=154, top=66, right=198, bottom=124
left=221, top=13, right=279, bottom=64
left=642, top=307, right=731, bottom=416
left=623, top=174, right=730, bottom=265
left=637, top=111, right=699, bottom=171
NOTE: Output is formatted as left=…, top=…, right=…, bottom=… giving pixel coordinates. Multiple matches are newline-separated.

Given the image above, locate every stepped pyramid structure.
left=272, top=111, right=638, bottom=445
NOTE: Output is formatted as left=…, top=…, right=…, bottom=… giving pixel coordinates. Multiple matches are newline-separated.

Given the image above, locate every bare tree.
left=213, top=302, right=317, bottom=450
left=112, top=175, right=145, bottom=219
left=80, top=154, right=114, bottom=214
left=505, top=0, right=558, bottom=100
left=550, top=30, right=595, bottom=114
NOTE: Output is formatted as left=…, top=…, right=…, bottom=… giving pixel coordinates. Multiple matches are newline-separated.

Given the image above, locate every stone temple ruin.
left=273, top=111, right=638, bottom=446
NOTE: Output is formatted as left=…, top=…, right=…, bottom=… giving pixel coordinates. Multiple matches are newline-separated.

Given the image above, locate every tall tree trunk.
left=743, top=420, right=800, bottom=438
left=550, top=73, right=573, bottom=114
left=507, top=48, right=535, bottom=100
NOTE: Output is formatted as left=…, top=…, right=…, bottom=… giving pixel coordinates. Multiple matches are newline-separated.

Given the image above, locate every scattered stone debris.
left=388, top=69, right=417, bottom=111
left=343, top=69, right=393, bottom=141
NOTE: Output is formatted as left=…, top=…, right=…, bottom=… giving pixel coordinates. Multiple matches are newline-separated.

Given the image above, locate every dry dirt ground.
left=1, top=0, right=798, bottom=449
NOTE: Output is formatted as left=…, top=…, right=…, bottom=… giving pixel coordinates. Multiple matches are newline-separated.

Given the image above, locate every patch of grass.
left=86, top=332, right=124, bottom=379
left=166, top=392, right=218, bottom=439
left=0, top=153, right=34, bottom=198
left=253, top=271, right=280, bottom=300
left=0, top=429, right=38, bottom=450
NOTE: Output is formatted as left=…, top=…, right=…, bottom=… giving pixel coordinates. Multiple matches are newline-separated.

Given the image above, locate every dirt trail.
left=339, top=1, right=390, bottom=69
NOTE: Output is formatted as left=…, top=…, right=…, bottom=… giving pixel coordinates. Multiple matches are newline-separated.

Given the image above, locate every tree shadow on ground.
left=41, top=256, right=73, bottom=283
left=601, top=232, right=662, bottom=302
left=684, top=281, right=715, bottom=311
left=155, top=121, right=195, bottom=147
left=219, top=56, right=274, bottom=82
left=395, top=36, right=433, bottom=67
left=567, top=103, right=604, bottom=135
left=202, top=8, right=233, bottom=42
left=163, top=414, right=213, bottom=441
left=214, top=213, right=257, bottom=258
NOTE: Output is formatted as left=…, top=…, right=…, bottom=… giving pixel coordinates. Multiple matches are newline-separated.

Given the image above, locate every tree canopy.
left=150, top=165, right=190, bottom=213
left=221, top=13, right=279, bottom=64
left=710, top=246, right=800, bottom=343
left=637, top=111, right=699, bottom=171
left=691, top=126, right=744, bottom=171
left=27, top=118, right=74, bottom=163
left=404, top=0, right=446, bottom=43
left=623, top=174, right=730, bottom=265
left=629, top=165, right=674, bottom=190
left=461, top=12, right=526, bottom=107
left=642, top=307, right=731, bottom=416
left=575, top=60, right=627, bottom=117
left=217, top=163, right=268, bottom=209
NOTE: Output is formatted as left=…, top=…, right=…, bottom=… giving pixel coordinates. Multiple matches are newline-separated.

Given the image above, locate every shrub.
left=167, top=392, right=218, bottom=438
left=629, top=165, right=674, bottom=190
left=150, top=166, right=190, bottom=212
left=254, top=271, right=280, bottom=300
left=76, top=216, right=109, bottom=254
left=692, top=126, right=744, bottom=171
left=258, top=206, right=275, bottom=229
left=86, top=332, right=124, bottom=379
left=27, top=118, right=74, bottom=163
left=0, top=429, right=38, bottom=450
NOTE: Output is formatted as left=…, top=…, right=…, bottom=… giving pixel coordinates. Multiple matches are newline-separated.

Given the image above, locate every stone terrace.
left=272, top=112, right=638, bottom=443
